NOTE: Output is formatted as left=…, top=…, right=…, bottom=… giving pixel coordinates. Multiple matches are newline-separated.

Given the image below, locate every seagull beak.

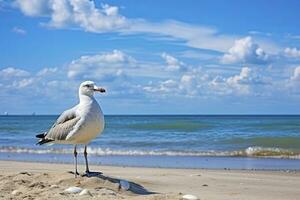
left=93, top=86, right=106, bottom=93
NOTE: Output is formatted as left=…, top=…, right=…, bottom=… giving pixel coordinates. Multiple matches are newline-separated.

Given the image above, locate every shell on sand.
left=119, top=180, right=130, bottom=190
left=79, top=189, right=92, bottom=196
left=64, top=186, right=83, bottom=194
left=11, top=190, right=21, bottom=196
left=50, top=184, right=59, bottom=189
left=182, top=194, right=199, bottom=200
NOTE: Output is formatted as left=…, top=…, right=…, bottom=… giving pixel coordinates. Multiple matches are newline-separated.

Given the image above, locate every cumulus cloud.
left=0, top=67, right=30, bottom=78
left=14, top=0, right=127, bottom=32
left=144, top=79, right=178, bottom=94
left=67, top=50, right=135, bottom=79
left=221, top=37, right=270, bottom=64
left=14, top=0, right=50, bottom=16
left=0, top=66, right=78, bottom=101
left=179, top=74, right=199, bottom=96
left=12, top=78, right=34, bottom=88
left=284, top=47, right=300, bottom=58
left=37, top=67, right=57, bottom=76
left=207, top=67, right=270, bottom=96
left=161, top=53, right=186, bottom=71
left=226, top=67, right=253, bottom=95
left=143, top=69, right=206, bottom=97
left=142, top=64, right=273, bottom=98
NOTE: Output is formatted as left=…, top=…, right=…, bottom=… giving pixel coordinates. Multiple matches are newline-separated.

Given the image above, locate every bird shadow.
left=68, top=171, right=156, bottom=195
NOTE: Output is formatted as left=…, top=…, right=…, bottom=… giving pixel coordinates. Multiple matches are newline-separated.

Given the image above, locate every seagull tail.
left=36, top=132, right=53, bottom=145
left=36, top=133, right=46, bottom=138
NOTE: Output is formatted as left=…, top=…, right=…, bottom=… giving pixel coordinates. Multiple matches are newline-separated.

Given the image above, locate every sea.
left=1, top=115, right=300, bottom=170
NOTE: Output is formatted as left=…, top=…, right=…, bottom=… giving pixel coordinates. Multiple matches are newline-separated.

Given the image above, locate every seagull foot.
left=82, top=171, right=102, bottom=177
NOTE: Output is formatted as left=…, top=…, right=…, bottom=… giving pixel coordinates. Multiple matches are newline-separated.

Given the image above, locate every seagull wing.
left=36, top=107, right=81, bottom=144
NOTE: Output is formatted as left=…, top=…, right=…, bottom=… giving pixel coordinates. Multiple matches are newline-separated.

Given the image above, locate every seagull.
left=36, top=81, right=105, bottom=177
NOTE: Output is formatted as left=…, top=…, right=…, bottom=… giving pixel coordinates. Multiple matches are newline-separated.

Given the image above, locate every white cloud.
left=179, top=74, right=198, bottom=96
left=221, top=37, right=270, bottom=64
left=53, top=1, right=126, bottom=32
left=143, top=68, right=207, bottom=97
left=67, top=50, right=135, bottom=79
left=161, top=52, right=186, bottom=71
left=207, top=67, right=270, bottom=96
left=0, top=67, right=30, bottom=78
left=14, top=0, right=50, bottom=16
left=11, top=0, right=280, bottom=53
left=227, top=67, right=251, bottom=84
left=284, top=47, right=300, bottom=58
left=12, top=27, right=27, bottom=35
left=143, top=79, right=178, bottom=94
left=37, top=67, right=57, bottom=76
left=290, top=66, right=300, bottom=81
left=12, top=78, right=34, bottom=88
left=13, top=0, right=127, bottom=31
left=226, top=67, right=252, bottom=95
left=126, top=20, right=236, bottom=52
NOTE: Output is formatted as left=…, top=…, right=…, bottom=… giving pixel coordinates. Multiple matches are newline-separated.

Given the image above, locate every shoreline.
left=1, top=152, right=300, bottom=170
left=0, top=160, right=300, bottom=200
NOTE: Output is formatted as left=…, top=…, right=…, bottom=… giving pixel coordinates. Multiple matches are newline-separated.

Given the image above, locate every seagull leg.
left=73, top=145, right=79, bottom=178
left=82, top=145, right=102, bottom=177
left=84, top=145, right=90, bottom=173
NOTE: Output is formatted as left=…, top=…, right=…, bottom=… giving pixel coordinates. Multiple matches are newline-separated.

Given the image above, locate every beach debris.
left=182, top=194, right=199, bottom=200
left=50, top=184, right=59, bottom=189
left=98, top=188, right=117, bottom=196
left=64, top=186, right=83, bottom=194
left=19, top=171, right=32, bottom=176
left=202, top=184, right=208, bottom=187
left=79, top=189, right=92, bottom=196
left=11, top=190, right=22, bottom=196
left=189, top=174, right=201, bottom=177
left=119, top=179, right=130, bottom=190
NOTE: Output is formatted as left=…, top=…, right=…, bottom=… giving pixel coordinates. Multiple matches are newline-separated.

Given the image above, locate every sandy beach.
left=0, top=160, right=299, bottom=200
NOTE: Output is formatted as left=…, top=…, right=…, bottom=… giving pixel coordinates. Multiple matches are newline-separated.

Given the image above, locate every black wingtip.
left=36, top=133, right=45, bottom=138
left=36, top=138, right=53, bottom=145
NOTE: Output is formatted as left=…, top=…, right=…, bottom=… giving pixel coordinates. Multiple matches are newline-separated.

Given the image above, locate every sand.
left=0, top=160, right=299, bottom=200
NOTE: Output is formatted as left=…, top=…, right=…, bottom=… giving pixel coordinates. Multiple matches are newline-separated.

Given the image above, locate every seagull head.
left=79, top=81, right=106, bottom=97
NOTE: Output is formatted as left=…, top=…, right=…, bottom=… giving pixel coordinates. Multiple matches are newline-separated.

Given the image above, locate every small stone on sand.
left=79, top=189, right=92, bottom=196
left=64, top=186, right=83, bottom=194
left=50, top=184, right=59, bottom=188
left=182, top=194, right=199, bottom=200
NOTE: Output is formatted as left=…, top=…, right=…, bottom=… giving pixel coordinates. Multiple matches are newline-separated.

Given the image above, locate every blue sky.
left=1, top=0, right=300, bottom=114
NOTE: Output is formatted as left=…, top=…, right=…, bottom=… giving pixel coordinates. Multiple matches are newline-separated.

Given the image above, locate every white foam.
left=0, top=146, right=299, bottom=159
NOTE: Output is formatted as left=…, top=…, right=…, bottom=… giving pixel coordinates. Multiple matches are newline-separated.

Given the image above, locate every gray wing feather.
left=46, top=117, right=81, bottom=140
left=45, top=107, right=80, bottom=141
left=53, top=107, right=77, bottom=126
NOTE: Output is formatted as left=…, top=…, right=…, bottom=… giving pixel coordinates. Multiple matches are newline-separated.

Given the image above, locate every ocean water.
left=1, top=115, right=300, bottom=170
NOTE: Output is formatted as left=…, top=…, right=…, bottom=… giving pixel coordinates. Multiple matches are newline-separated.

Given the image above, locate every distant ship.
left=32, top=112, right=36, bottom=116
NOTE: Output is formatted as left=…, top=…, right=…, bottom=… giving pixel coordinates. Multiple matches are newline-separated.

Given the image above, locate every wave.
left=224, top=137, right=300, bottom=149
left=0, top=146, right=299, bottom=159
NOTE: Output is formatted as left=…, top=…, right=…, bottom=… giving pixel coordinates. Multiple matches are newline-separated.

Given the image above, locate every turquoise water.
left=0, top=115, right=300, bottom=169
